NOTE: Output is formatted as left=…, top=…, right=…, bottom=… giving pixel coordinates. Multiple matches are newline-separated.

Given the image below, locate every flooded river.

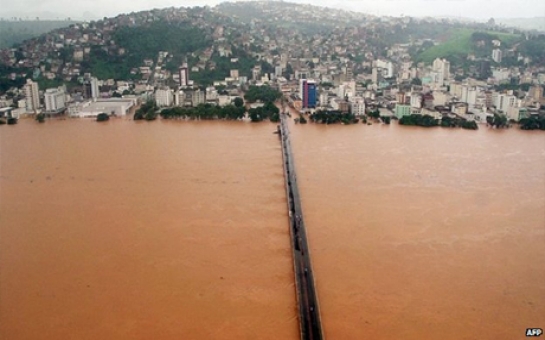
left=0, top=119, right=298, bottom=340
left=288, top=120, right=545, bottom=339
left=1, top=117, right=544, bottom=339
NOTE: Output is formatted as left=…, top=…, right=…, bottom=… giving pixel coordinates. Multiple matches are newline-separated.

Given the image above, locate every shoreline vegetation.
left=5, top=108, right=543, bottom=132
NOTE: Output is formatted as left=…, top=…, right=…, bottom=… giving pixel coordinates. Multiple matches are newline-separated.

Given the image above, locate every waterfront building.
left=299, top=79, right=316, bottom=109
left=24, top=79, right=40, bottom=112
left=44, top=87, right=66, bottom=112
left=179, top=63, right=189, bottom=87
left=155, top=87, right=173, bottom=107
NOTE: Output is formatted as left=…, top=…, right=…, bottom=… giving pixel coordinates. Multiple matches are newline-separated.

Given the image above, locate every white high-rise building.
left=24, top=79, right=40, bottom=112
left=492, top=49, right=503, bottom=63
left=495, top=94, right=520, bottom=113
left=371, top=67, right=378, bottom=84
left=410, top=93, right=422, bottom=108
left=385, top=62, right=394, bottom=78
left=91, top=77, right=99, bottom=99
left=432, top=58, right=450, bottom=85
left=44, top=87, right=66, bottom=112
left=319, top=92, right=329, bottom=107
left=179, top=63, right=189, bottom=87
left=191, top=90, right=205, bottom=106
left=350, top=98, right=366, bottom=116
left=155, top=88, right=173, bottom=107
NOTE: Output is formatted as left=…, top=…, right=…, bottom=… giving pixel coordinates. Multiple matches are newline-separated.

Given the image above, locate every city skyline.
left=2, top=0, right=545, bottom=21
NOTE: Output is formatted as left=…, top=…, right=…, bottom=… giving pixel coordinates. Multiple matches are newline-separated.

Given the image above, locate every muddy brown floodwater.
left=288, top=119, right=545, bottom=340
left=0, top=119, right=299, bottom=340
left=1, top=117, right=544, bottom=340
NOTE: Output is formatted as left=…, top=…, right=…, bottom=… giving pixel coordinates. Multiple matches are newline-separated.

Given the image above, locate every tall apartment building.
left=191, top=90, right=205, bottom=107
left=24, top=79, right=40, bottom=112
left=299, top=79, right=316, bottom=109
left=91, top=77, right=99, bottom=99
left=252, top=65, right=261, bottom=81
left=44, top=87, right=66, bottom=112
left=492, top=49, right=503, bottom=63
left=432, top=58, right=450, bottom=82
left=155, top=88, right=173, bottom=107
left=495, top=94, right=520, bottom=113
left=371, top=67, right=378, bottom=85
left=350, top=98, right=366, bottom=116
left=529, top=85, right=543, bottom=101
left=410, top=92, right=423, bottom=109
left=179, top=63, right=189, bottom=87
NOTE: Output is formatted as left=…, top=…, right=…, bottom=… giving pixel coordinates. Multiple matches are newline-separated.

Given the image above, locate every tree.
left=36, top=113, right=45, bottom=123
left=244, top=85, right=282, bottom=103
left=134, top=100, right=157, bottom=121
left=96, top=113, right=109, bottom=122
left=233, top=97, right=244, bottom=108
left=486, top=114, right=508, bottom=128
left=368, top=109, right=380, bottom=119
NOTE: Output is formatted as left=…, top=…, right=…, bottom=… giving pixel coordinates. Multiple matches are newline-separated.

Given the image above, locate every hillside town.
left=0, top=1, right=544, bottom=127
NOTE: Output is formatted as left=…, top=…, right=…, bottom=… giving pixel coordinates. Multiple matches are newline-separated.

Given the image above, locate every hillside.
left=416, top=28, right=523, bottom=63
left=0, top=0, right=543, bottom=93
left=0, top=20, right=77, bottom=49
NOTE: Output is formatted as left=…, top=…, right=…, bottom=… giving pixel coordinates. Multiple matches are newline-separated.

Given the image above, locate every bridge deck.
left=278, top=116, right=324, bottom=340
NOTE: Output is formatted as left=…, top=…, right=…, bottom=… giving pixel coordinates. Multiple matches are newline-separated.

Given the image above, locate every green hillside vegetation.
left=518, top=35, right=545, bottom=65
left=180, top=47, right=263, bottom=86
left=80, top=21, right=210, bottom=80
left=417, top=28, right=521, bottom=64
left=0, top=20, right=77, bottom=49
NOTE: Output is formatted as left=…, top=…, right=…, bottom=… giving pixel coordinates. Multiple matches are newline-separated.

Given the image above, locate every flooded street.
left=289, top=120, right=545, bottom=339
left=0, top=119, right=299, bottom=340
left=1, top=117, right=544, bottom=339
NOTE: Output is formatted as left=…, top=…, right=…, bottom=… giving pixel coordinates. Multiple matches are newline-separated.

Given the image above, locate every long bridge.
left=278, top=115, right=324, bottom=340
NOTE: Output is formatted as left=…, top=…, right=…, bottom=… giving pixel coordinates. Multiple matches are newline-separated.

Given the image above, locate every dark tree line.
left=486, top=113, right=508, bottom=128
left=248, top=101, right=279, bottom=122
left=134, top=100, right=158, bottom=121
left=519, top=115, right=545, bottom=130
left=399, top=114, right=478, bottom=130
left=310, top=110, right=359, bottom=124
left=160, top=103, right=246, bottom=120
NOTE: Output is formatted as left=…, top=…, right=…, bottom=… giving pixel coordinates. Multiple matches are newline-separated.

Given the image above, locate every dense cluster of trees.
left=486, top=113, right=508, bottom=128
left=96, top=113, right=110, bottom=122
left=441, top=116, right=479, bottom=130
left=310, top=110, right=359, bottom=124
left=400, top=114, right=478, bottom=130
left=519, top=115, right=545, bottom=130
left=79, top=21, right=209, bottom=80
left=36, top=113, right=45, bottom=123
left=80, top=47, right=139, bottom=81
left=160, top=103, right=246, bottom=120
left=248, top=101, right=279, bottom=122
left=244, top=85, right=282, bottom=103
left=295, top=115, right=307, bottom=124
left=399, top=114, right=439, bottom=127
left=367, top=108, right=380, bottom=119
left=134, top=100, right=158, bottom=121
left=518, top=35, right=545, bottom=66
